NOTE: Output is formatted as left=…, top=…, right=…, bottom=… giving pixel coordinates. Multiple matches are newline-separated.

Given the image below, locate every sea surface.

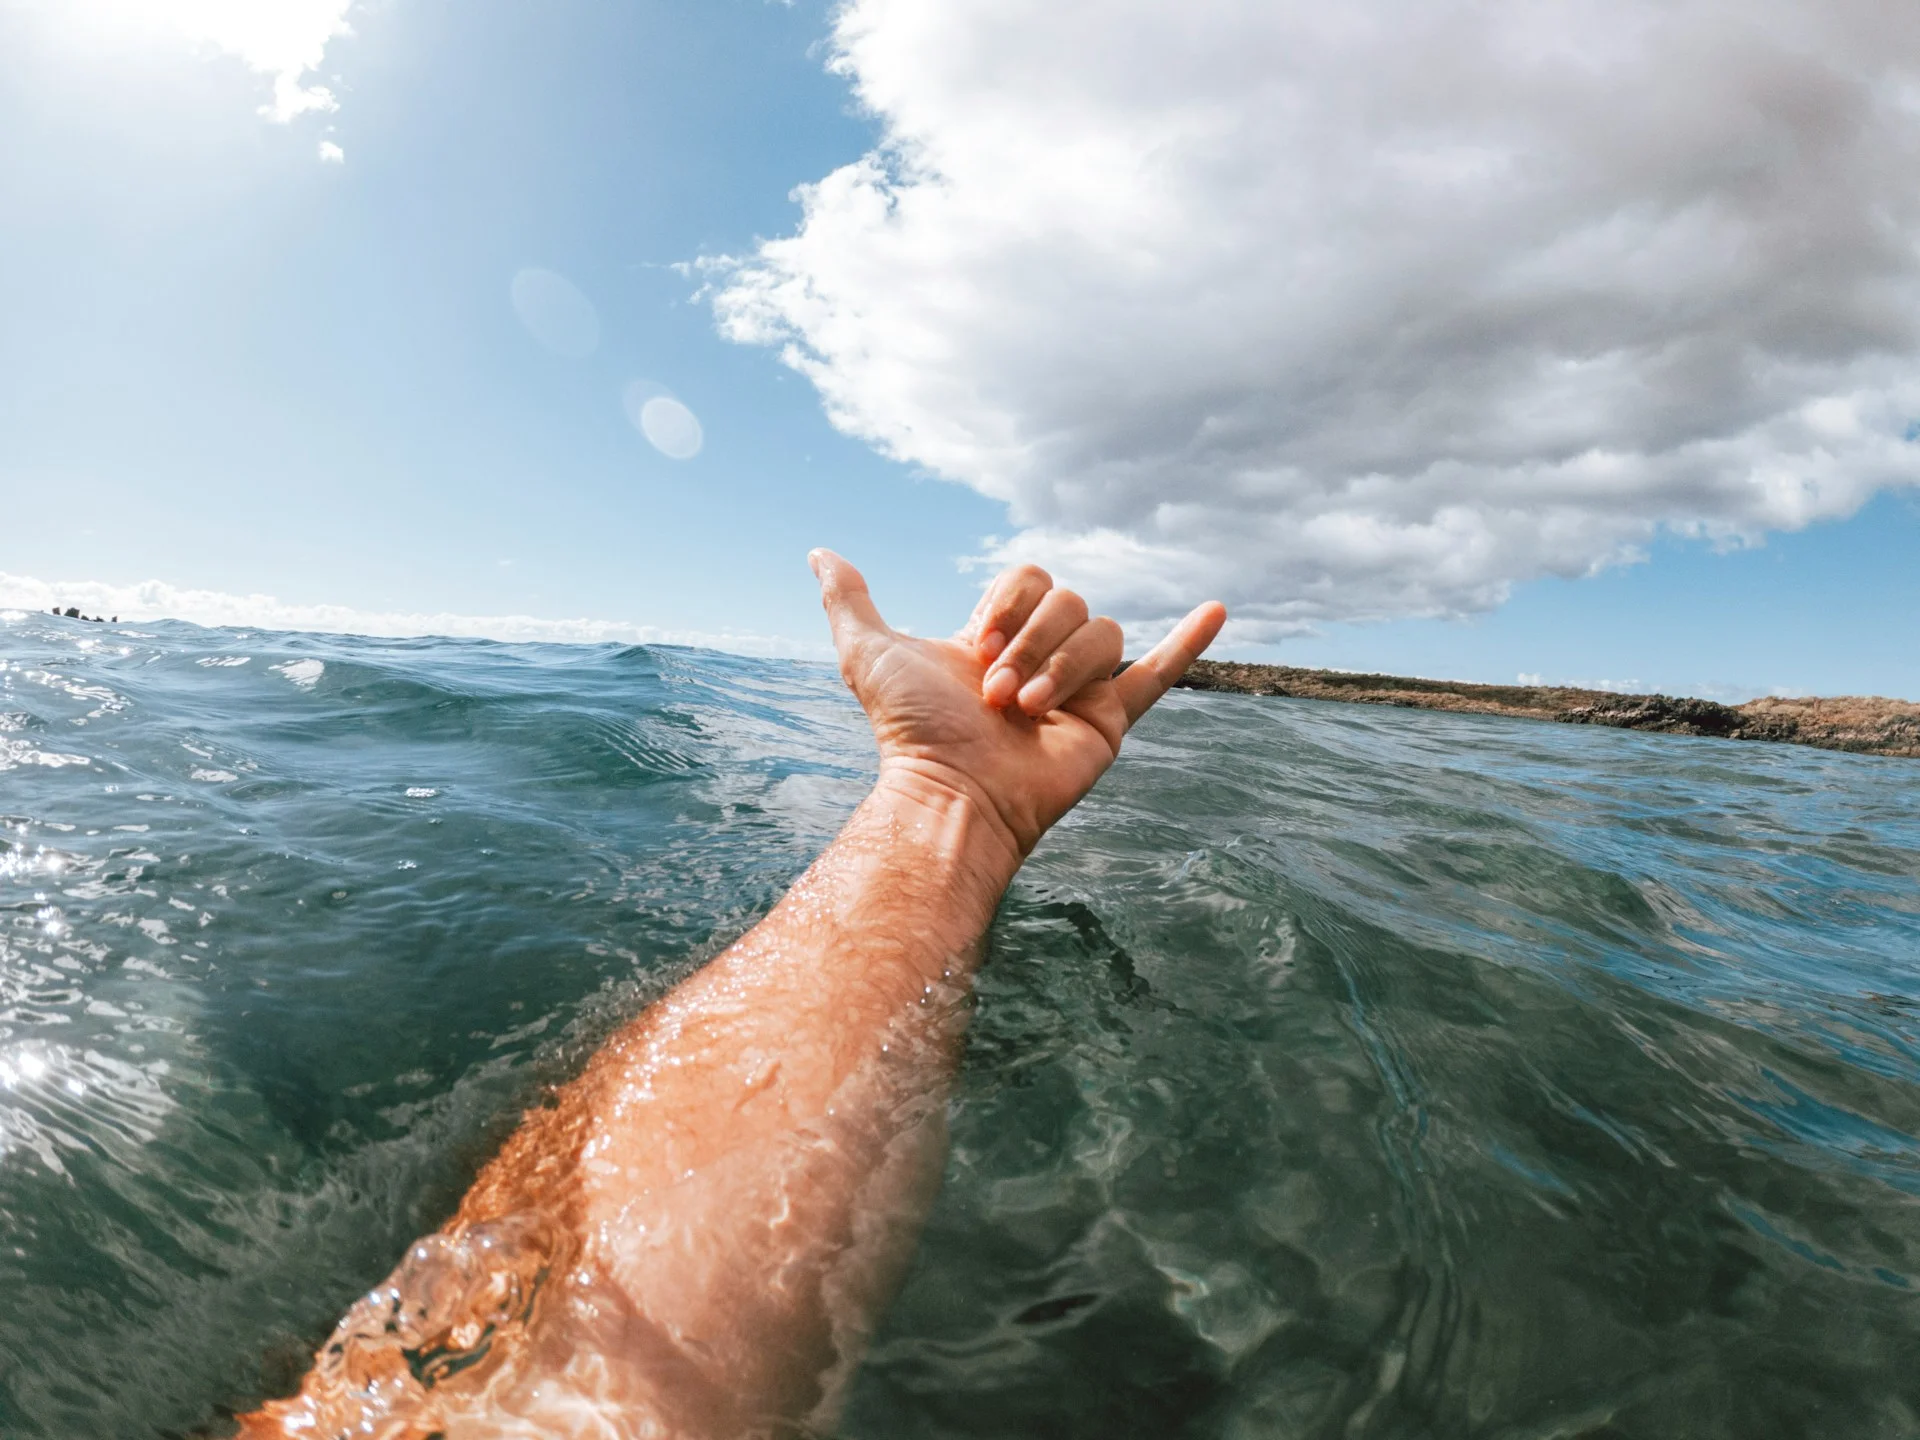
left=2, top=611, right=1918, bottom=1439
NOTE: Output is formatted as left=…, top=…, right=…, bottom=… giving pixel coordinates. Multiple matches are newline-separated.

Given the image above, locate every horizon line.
left=0, top=571, right=834, bottom=661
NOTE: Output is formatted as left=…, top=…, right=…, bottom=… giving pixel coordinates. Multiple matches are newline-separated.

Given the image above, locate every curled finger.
left=1014, top=616, right=1124, bottom=718
left=962, top=564, right=1053, bottom=660
left=982, top=587, right=1089, bottom=708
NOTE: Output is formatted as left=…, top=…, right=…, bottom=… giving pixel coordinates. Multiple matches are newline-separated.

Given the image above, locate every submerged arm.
left=240, top=554, right=1222, bottom=1439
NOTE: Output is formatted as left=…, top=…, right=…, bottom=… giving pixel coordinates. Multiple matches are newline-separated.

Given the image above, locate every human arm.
left=237, top=553, right=1225, bottom=1439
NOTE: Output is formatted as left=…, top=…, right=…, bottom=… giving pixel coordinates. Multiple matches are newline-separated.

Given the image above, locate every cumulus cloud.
left=0, top=574, right=828, bottom=660
left=45, top=0, right=353, bottom=123
left=716, top=0, right=1920, bottom=639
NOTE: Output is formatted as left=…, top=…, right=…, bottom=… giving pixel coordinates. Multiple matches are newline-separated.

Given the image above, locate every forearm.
left=605, top=765, right=1018, bottom=1192
left=243, top=772, right=1019, bottom=1438
left=629, top=761, right=1021, bottom=1136
left=549, top=768, right=1021, bottom=1415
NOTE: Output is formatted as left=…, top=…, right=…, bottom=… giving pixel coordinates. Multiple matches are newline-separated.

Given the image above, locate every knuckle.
left=1055, top=590, right=1089, bottom=625
left=1011, top=563, right=1052, bottom=591
left=1004, top=636, right=1044, bottom=671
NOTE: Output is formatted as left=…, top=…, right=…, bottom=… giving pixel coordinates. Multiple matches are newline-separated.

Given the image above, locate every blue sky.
left=1, top=0, right=1915, bottom=700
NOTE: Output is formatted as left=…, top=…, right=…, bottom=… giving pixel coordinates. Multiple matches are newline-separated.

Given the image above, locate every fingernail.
left=807, top=549, right=825, bottom=577
left=983, top=666, right=1021, bottom=707
left=979, top=628, right=1007, bottom=660
left=1017, top=675, right=1056, bottom=713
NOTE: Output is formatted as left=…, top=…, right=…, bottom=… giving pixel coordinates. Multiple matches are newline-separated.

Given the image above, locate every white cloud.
left=41, top=0, right=353, bottom=124
left=716, top=0, right=1920, bottom=641
left=317, top=139, right=344, bottom=163
left=0, top=574, right=828, bottom=660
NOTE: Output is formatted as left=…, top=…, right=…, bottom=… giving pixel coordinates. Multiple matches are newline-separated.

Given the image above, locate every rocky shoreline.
left=1171, top=660, right=1920, bottom=759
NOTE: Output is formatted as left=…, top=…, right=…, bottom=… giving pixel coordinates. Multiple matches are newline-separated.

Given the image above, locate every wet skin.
left=237, top=552, right=1225, bottom=1439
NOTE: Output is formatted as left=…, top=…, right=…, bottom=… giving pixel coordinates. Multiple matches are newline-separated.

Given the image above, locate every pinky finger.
left=1113, top=602, right=1227, bottom=729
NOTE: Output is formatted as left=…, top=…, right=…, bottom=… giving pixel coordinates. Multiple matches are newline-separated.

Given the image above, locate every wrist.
left=867, top=758, right=1024, bottom=907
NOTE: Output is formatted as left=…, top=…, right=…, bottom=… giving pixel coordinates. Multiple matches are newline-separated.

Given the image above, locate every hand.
left=810, top=550, right=1226, bottom=862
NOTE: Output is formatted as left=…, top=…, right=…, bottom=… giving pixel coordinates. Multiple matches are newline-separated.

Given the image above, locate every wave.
left=0, top=571, right=830, bottom=659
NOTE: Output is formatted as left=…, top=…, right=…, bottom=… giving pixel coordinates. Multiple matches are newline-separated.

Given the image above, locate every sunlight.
left=38, top=0, right=352, bottom=120
left=623, top=383, right=705, bottom=460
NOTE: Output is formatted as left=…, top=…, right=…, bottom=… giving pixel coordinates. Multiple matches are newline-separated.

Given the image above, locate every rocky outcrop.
left=1170, top=660, right=1920, bottom=759
left=1557, top=694, right=1746, bottom=737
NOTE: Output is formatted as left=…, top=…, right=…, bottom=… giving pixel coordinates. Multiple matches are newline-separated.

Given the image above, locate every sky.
left=1, top=0, right=1917, bottom=699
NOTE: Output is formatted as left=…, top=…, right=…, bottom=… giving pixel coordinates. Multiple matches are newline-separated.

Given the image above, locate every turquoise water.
left=2, top=611, right=1918, bottom=1438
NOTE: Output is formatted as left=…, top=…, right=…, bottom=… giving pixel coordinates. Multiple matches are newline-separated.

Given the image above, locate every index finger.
left=1113, top=602, right=1228, bottom=727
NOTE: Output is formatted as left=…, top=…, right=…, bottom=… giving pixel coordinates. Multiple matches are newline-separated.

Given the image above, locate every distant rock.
left=1171, top=660, right=1920, bottom=759
left=1557, top=693, right=1744, bottom=738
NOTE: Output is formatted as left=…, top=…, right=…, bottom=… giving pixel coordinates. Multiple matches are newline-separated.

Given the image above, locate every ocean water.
left=2, top=612, right=1918, bottom=1440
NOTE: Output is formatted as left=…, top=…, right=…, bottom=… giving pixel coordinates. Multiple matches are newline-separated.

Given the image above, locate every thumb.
left=809, top=549, right=891, bottom=664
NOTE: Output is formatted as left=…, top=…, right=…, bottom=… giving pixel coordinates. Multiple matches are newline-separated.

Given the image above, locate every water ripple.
left=1, top=615, right=1917, bottom=1436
